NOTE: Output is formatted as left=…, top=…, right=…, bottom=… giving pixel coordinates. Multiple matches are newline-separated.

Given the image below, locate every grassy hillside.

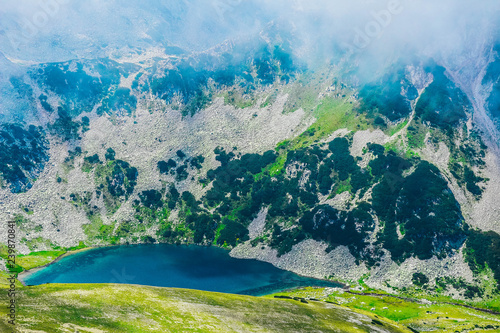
left=0, top=284, right=411, bottom=333
left=271, top=287, right=500, bottom=333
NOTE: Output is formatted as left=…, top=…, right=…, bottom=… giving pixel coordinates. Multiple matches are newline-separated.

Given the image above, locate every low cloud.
left=0, top=0, right=499, bottom=71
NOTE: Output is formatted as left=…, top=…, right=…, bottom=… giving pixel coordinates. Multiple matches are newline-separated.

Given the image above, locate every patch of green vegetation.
left=63, top=147, right=82, bottom=171
left=406, top=121, right=427, bottom=149
left=0, top=284, right=410, bottom=332
left=21, top=237, right=58, bottom=252
left=260, top=89, right=279, bottom=108
left=216, top=218, right=249, bottom=247
left=267, top=154, right=287, bottom=176
left=156, top=221, right=173, bottom=239
left=13, top=214, right=34, bottom=232
left=213, top=224, right=225, bottom=245
left=0, top=245, right=12, bottom=260
left=93, top=159, right=138, bottom=214
left=271, top=287, right=500, bottom=333
left=82, top=217, right=117, bottom=244
left=0, top=245, right=23, bottom=274
left=412, top=272, right=429, bottom=287
left=465, top=230, right=500, bottom=289
left=373, top=157, right=466, bottom=262
left=67, top=241, right=87, bottom=252
left=357, top=65, right=417, bottom=122
left=98, top=87, right=137, bottom=116
left=293, top=96, right=367, bottom=149
left=335, top=180, right=351, bottom=194
left=282, top=79, right=320, bottom=113
left=223, top=88, right=256, bottom=109
left=0, top=124, right=49, bottom=193
left=16, top=251, right=67, bottom=270
left=440, top=125, right=487, bottom=199
left=269, top=94, right=370, bottom=181
left=0, top=271, right=23, bottom=289
left=33, top=59, right=139, bottom=117
left=19, top=205, right=34, bottom=215
left=416, top=63, right=470, bottom=130
left=387, top=119, right=409, bottom=137
left=50, top=106, right=84, bottom=141
left=383, top=138, right=404, bottom=155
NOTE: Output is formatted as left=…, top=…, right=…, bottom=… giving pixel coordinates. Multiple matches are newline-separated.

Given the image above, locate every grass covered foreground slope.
left=0, top=284, right=411, bottom=333
left=270, top=287, right=500, bottom=333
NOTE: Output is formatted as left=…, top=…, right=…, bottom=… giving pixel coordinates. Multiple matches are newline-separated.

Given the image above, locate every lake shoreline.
left=18, top=246, right=100, bottom=286
left=17, top=242, right=346, bottom=293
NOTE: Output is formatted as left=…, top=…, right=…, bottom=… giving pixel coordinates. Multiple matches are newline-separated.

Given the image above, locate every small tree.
left=412, top=272, right=429, bottom=287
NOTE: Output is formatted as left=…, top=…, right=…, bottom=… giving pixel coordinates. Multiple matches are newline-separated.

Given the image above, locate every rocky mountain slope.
left=1, top=0, right=500, bottom=304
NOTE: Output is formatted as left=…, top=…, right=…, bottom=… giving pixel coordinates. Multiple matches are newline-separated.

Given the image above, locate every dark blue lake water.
left=22, top=244, right=341, bottom=296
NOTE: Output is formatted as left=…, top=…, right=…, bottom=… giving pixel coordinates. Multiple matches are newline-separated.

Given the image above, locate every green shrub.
left=465, top=230, right=500, bottom=288
left=415, top=64, right=469, bottom=130
left=217, top=219, right=249, bottom=247
left=357, top=66, right=416, bottom=121
left=412, top=272, right=429, bottom=286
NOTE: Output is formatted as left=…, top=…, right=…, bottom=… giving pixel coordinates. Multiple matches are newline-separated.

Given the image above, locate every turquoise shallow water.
left=22, top=244, right=341, bottom=296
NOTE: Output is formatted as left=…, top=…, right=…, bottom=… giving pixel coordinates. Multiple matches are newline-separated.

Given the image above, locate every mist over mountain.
left=1, top=0, right=499, bottom=63
left=2, top=1, right=500, bottom=127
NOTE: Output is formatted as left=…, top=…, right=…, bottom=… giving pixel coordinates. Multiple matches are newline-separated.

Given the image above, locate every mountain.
left=1, top=0, right=500, bottom=324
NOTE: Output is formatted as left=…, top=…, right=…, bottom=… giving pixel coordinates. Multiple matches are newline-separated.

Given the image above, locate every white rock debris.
left=247, top=208, right=268, bottom=240
left=230, top=239, right=369, bottom=282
